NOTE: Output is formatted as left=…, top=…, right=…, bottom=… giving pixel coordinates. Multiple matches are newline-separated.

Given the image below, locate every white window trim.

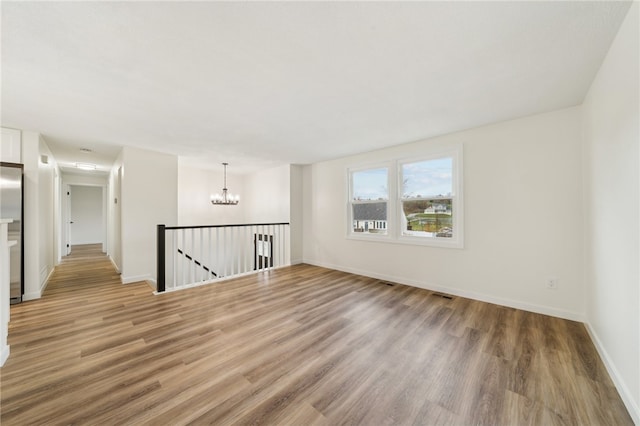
left=346, top=146, right=464, bottom=249
left=397, top=147, right=464, bottom=249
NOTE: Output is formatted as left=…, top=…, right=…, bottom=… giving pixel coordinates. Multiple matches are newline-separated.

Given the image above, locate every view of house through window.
left=348, top=149, right=462, bottom=247
left=401, top=157, right=454, bottom=239
left=350, top=167, right=388, bottom=234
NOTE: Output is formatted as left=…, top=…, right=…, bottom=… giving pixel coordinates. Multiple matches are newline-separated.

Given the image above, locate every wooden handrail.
left=163, top=222, right=289, bottom=231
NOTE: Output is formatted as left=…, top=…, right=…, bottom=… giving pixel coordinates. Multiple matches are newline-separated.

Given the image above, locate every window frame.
left=346, top=146, right=463, bottom=249
left=396, top=148, right=464, bottom=249
left=347, top=163, right=393, bottom=242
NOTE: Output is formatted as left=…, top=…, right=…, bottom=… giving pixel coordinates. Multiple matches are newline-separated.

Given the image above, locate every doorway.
left=64, top=185, right=106, bottom=255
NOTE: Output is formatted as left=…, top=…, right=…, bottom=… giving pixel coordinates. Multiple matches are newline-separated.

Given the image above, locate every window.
left=400, top=154, right=460, bottom=246
left=349, top=167, right=389, bottom=236
left=347, top=147, right=463, bottom=248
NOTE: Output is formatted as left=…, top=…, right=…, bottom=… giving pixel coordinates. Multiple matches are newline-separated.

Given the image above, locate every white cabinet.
left=0, top=219, right=13, bottom=366
left=1, top=128, right=22, bottom=164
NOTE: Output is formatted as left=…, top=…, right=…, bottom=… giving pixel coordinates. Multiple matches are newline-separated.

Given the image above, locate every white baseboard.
left=0, top=344, right=9, bottom=367
left=302, top=259, right=584, bottom=322
left=22, top=291, right=41, bottom=301
left=108, top=255, right=121, bottom=274
left=146, top=278, right=157, bottom=291
left=39, top=265, right=50, bottom=286
left=121, top=274, right=152, bottom=285
left=585, top=322, right=639, bottom=425
left=39, top=266, right=55, bottom=296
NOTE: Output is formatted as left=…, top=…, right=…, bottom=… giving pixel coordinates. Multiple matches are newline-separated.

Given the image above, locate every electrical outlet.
left=546, top=277, right=558, bottom=290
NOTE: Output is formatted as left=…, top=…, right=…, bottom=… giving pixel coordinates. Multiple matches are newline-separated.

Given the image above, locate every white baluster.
left=237, top=226, right=241, bottom=274
left=171, top=230, right=176, bottom=290
left=241, top=226, right=245, bottom=274
left=207, top=227, right=212, bottom=282
left=216, top=227, right=220, bottom=280
left=179, top=229, right=184, bottom=288
left=231, top=226, right=236, bottom=276
left=283, top=224, right=287, bottom=267
left=278, top=224, right=282, bottom=268
left=223, top=226, right=228, bottom=278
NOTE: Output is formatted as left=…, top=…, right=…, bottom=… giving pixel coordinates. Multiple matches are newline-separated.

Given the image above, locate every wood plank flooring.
left=0, top=245, right=633, bottom=425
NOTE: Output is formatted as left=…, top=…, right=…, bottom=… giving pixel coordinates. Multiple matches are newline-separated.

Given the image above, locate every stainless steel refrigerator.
left=0, top=162, right=23, bottom=303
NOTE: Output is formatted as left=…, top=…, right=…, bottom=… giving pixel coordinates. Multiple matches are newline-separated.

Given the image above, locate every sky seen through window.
left=352, top=168, right=387, bottom=200
left=402, top=158, right=452, bottom=198
left=352, top=158, right=453, bottom=201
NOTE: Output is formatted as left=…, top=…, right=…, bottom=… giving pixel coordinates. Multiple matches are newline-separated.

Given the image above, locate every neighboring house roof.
left=353, top=202, right=387, bottom=221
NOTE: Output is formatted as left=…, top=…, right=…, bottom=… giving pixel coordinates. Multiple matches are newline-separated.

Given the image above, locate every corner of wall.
left=39, top=264, right=54, bottom=294
left=121, top=274, right=153, bottom=285
left=585, top=321, right=640, bottom=424
left=20, top=131, right=41, bottom=301
left=289, top=165, right=304, bottom=265
left=580, top=2, right=640, bottom=421
left=0, top=344, right=9, bottom=367
left=22, top=291, right=41, bottom=301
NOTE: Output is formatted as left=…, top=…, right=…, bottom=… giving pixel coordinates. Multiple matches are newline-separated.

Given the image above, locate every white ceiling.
left=1, top=1, right=632, bottom=175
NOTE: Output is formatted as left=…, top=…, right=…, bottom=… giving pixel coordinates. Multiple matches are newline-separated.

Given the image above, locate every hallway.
left=1, top=244, right=156, bottom=424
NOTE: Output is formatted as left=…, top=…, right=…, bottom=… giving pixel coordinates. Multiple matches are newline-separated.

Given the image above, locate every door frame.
left=62, top=182, right=107, bottom=255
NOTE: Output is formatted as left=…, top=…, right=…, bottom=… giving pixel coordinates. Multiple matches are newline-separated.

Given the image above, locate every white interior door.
left=69, top=185, right=104, bottom=246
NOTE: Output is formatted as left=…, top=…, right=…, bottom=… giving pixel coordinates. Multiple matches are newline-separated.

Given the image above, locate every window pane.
left=402, top=199, right=453, bottom=237
left=352, top=202, right=388, bottom=234
left=400, top=157, right=454, bottom=239
left=352, top=168, right=388, bottom=201
left=402, top=158, right=452, bottom=199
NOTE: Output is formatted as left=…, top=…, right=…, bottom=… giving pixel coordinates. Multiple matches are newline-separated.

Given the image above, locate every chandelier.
left=211, top=162, right=239, bottom=205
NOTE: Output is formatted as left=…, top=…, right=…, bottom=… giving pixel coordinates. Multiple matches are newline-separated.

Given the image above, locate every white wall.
left=37, top=137, right=58, bottom=288
left=242, top=164, right=290, bottom=223
left=177, top=160, right=244, bottom=226
left=53, top=168, right=61, bottom=265
left=177, top=161, right=298, bottom=228
left=69, top=185, right=103, bottom=245
left=108, top=151, right=123, bottom=273
left=63, top=174, right=109, bottom=186
left=290, top=165, right=304, bottom=264
left=174, top=163, right=298, bottom=274
left=21, top=132, right=59, bottom=300
left=21, top=132, right=39, bottom=300
left=303, top=106, right=585, bottom=320
left=243, top=164, right=301, bottom=266
left=119, top=146, right=177, bottom=284
left=582, top=2, right=639, bottom=422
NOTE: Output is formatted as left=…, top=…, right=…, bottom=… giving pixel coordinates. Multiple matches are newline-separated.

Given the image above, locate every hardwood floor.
left=67, top=243, right=108, bottom=261
left=1, top=246, right=632, bottom=425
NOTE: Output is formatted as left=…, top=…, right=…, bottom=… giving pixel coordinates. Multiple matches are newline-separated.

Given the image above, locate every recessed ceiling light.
left=76, top=162, right=96, bottom=171
left=79, top=148, right=93, bottom=154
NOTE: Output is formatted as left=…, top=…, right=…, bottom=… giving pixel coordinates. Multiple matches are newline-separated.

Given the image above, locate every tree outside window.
left=400, top=157, right=455, bottom=239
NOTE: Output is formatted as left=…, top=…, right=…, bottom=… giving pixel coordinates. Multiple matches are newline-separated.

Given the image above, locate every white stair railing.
left=156, top=222, right=290, bottom=293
